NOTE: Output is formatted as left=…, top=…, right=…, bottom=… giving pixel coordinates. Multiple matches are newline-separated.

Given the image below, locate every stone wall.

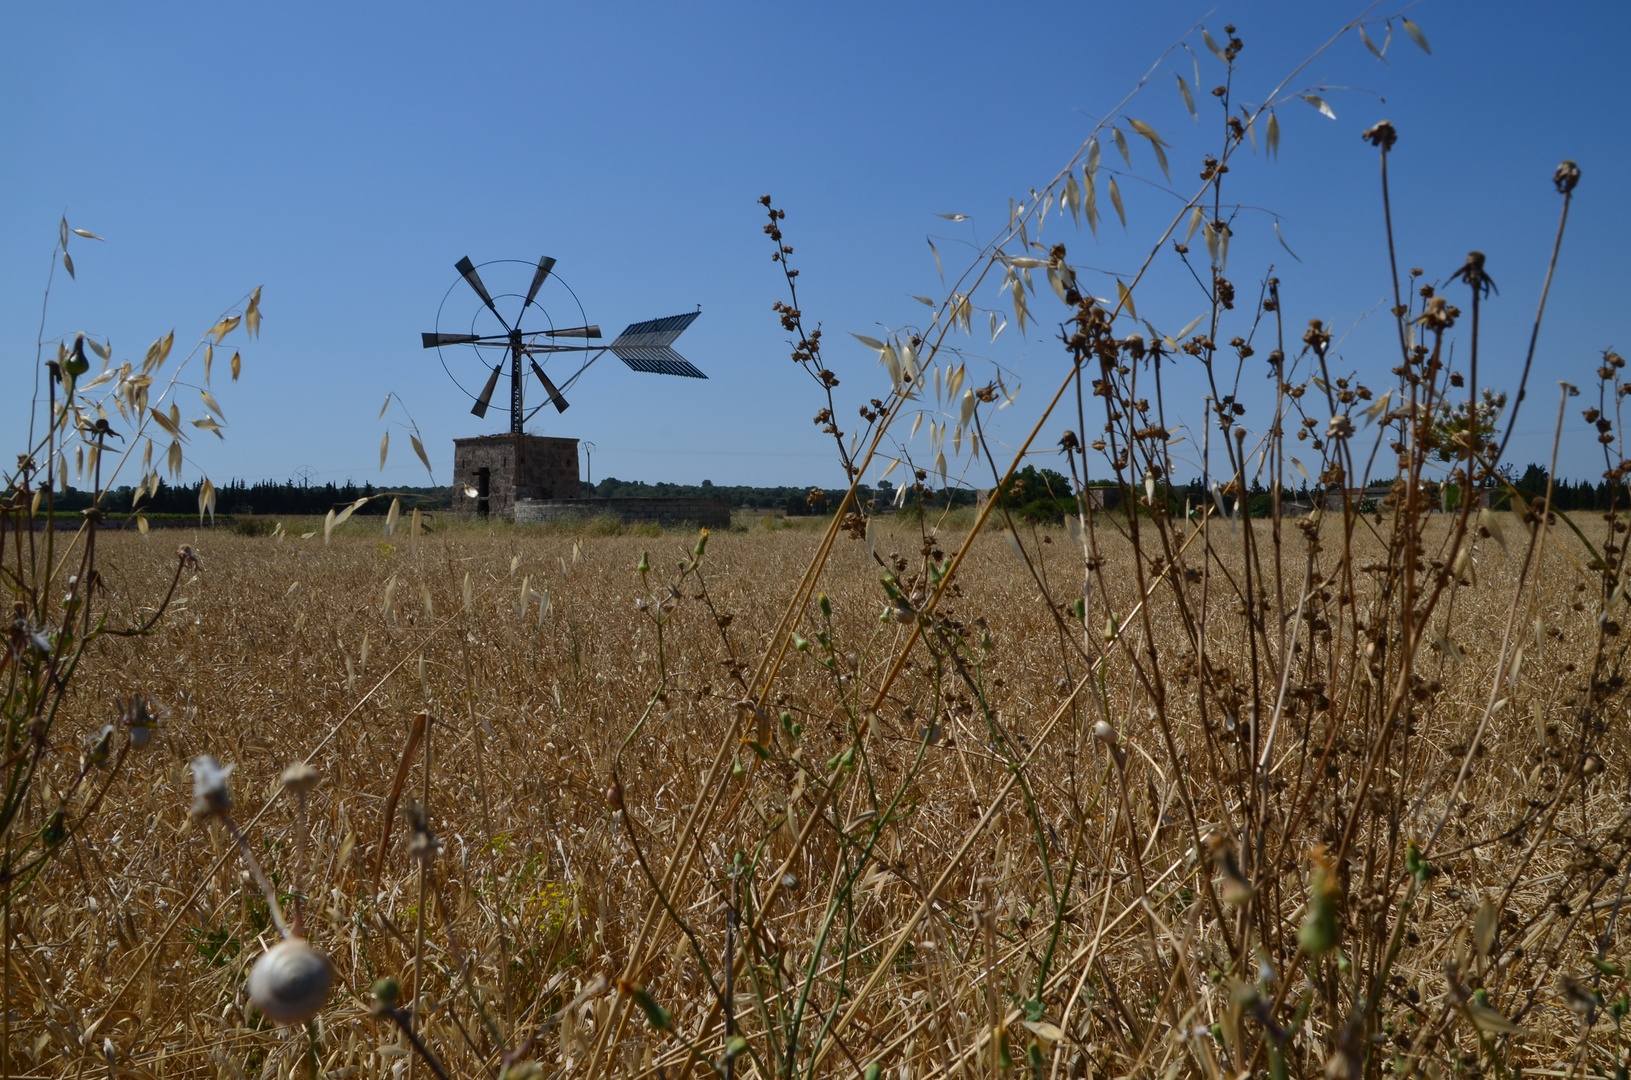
left=1084, top=486, right=1122, bottom=510
left=451, top=435, right=580, bottom=517
left=513, top=498, right=731, bottom=529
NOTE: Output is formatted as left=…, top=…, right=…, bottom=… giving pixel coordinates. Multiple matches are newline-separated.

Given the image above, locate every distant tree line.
left=1500, top=463, right=1631, bottom=512
left=45, top=479, right=450, bottom=517
left=33, top=462, right=1620, bottom=521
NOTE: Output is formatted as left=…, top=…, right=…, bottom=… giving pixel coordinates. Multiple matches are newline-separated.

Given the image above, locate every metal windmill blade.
left=422, top=332, right=480, bottom=347
left=471, top=363, right=504, bottom=418
left=455, top=257, right=505, bottom=324
left=529, top=359, right=569, bottom=413
left=523, top=256, right=556, bottom=308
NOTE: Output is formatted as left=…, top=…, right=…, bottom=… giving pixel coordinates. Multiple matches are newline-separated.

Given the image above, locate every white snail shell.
left=248, top=939, right=333, bottom=1025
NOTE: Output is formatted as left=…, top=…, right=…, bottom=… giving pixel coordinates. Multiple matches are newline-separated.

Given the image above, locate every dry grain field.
left=6, top=13, right=1626, bottom=1079
left=8, top=497, right=1631, bottom=1080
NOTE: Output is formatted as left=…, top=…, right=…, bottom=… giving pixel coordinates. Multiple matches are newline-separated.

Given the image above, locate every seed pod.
left=247, top=938, right=333, bottom=1025
left=370, top=977, right=401, bottom=1017
left=280, top=762, right=321, bottom=794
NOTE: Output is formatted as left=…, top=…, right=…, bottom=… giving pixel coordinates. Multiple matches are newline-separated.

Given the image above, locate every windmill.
left=421, top=256, right=705, bottom=518
left=422, top=256, right=705, bottom=435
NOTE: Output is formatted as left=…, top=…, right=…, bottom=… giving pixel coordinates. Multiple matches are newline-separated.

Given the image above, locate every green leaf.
left=1405, top=841, right=1430, bottom=881
left=630, top=986, right=672, bottom=1032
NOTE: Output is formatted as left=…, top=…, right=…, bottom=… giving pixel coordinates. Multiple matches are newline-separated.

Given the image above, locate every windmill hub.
left=423, top=255, right=706, bottom=518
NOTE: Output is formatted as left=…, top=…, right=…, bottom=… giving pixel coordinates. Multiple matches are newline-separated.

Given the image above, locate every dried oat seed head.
left=190, top=754, right=233, bottom=817
left=280, top=761, right=321, bottom=794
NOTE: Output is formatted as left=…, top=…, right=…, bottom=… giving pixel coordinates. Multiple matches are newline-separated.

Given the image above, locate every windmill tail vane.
left=609, top=312, right=706, bottom=378
left=422, top=255, right=704, bottom=434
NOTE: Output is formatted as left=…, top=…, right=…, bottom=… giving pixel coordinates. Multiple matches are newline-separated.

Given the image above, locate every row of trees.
left=38, top=462, right=1628, bottom=521
left=1501, top=462, right=1631, bottom=511
left=49, top=479, right=449, bottom=517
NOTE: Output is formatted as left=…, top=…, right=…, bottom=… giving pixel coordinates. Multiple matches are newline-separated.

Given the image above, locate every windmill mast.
left=508, top=330, right=525, bottom=435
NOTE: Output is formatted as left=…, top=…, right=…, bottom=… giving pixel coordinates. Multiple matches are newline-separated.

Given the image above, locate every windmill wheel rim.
left=430, top=258, right=589, bottom=408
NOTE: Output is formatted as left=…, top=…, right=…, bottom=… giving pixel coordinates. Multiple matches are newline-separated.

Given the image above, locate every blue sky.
left=3, top=1, right=1626, bottom=493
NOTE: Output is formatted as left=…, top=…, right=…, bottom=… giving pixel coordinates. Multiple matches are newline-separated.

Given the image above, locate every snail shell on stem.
left=248, top=938, right=333, bottom=1025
